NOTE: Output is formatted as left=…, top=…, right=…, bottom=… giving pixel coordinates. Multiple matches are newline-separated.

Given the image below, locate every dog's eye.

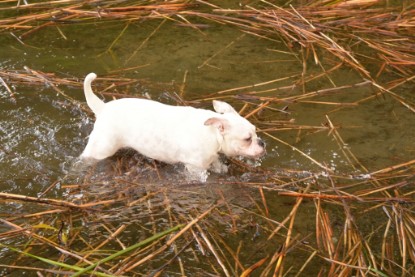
left=244, top=136, right=252, bottom=143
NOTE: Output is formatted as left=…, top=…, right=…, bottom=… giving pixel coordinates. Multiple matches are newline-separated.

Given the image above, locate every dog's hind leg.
left=80, top=131, right=119, bottom=161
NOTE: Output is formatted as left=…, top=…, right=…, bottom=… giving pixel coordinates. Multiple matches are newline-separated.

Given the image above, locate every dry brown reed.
left=0, top=0, right=415, bottom=276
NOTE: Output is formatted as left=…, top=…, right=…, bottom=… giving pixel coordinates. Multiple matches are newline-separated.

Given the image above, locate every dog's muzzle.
left=257, top=138, right=266, bottom=148
left=255, top=138, right=266, bottom=158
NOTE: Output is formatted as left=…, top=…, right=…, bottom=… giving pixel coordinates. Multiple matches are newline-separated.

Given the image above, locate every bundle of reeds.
left=0, top=0, right=189, bottom=37
left=191, top=1, right=415, bottom=80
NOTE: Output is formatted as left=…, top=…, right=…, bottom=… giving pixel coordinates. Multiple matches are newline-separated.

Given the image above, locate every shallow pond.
left=0, top=1, right=414, bottom=276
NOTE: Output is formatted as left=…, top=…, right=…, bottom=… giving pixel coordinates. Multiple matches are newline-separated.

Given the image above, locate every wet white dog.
left=81, top=73, right=265, bottom=181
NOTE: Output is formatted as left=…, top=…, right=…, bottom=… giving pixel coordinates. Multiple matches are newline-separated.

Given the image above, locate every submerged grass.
left=0, top=0, right=414, bottom=276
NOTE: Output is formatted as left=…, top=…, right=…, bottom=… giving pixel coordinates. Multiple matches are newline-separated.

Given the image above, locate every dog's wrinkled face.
left=219, top=113, right=265, bottom=158
left=205, top=101, right=266, bottom=158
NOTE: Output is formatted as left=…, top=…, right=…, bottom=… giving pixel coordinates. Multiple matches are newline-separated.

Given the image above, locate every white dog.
left=81, top=73, right=265, bottom=180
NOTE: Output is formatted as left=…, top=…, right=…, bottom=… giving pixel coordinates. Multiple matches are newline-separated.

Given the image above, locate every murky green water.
left=0, top=1, right=414, bottom=276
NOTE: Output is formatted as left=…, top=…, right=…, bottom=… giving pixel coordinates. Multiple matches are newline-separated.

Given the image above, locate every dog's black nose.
left=258, top=138, right=265, bottom=148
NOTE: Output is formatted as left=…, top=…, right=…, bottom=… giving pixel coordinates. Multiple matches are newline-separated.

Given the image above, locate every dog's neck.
left=214, top=128, right=225, bottom=154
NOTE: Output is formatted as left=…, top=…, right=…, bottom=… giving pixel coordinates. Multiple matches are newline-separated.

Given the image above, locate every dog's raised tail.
left=84, top=73, right=105, bottom=115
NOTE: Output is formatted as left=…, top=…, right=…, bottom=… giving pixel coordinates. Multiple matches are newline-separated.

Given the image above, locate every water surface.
left=0, top=1, right=414, bottom=276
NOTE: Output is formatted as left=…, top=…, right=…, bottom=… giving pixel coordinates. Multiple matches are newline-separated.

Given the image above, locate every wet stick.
left=38, top=179, right=61, bottom=198
left=152, top=238, right=194, bottom=276
left=278, top=192, right=412, bottom=203
left=263, top=132, right=333, bottom=173
left=244, top=101, right=270, bottom=119
left=21, top=13, right=81, bottom=39
left=0, top=192, right=83, bottom=209
left=241, top=256, right=268, bottom=277
left=0, top=76, right=16, bottom=102
left=217, top=189, right=238, bottom=232
left=179, top=70, right=188, bottom=98
left=196, top=223, right=232, bottom=277
left=275, top=183, right=311, bottom=276
left=78, top=224, right=127, bottom=262
left=258, top=186, right=269, bottom=217
left=315, top=198, right=335, bottom=259
left=9, top=209, right=66, bottom=220
left=162, top=190, right=186, bottom=276
left=198, top=34, right=246, bottom=69
left=117, top=203, right=219, bottom=274
left=325, top=115, right=368, bottom=172
left=214, top=75, right=296, bottom=95
left=234, top=80, right=372, bottom=103
left=370, top=159, right=415, bottom=176
left=99, top=21, right=131, bottom=57
left=207, top=226, right=245, bottom=274
left=124, top=18, right=166, bottom=65
left=23, top=66, right=79, bottom=105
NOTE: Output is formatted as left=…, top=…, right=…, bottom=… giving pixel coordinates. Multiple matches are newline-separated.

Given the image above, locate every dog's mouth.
left=253, top=148, right=267, bottom=159
left=244, top=145, right=266, bottom=159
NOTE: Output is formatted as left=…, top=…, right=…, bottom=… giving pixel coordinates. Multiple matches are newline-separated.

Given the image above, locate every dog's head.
left=205, top=100, right=266, bottom=158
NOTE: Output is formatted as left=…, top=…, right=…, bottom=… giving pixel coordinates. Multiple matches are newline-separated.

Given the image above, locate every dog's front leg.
left=210, top=158, right=228, bottom=174
left=184, top=164, right=209, bottom=182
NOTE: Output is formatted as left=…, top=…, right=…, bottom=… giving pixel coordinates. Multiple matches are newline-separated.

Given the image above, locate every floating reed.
left=0, top=0, right=414, bottom=276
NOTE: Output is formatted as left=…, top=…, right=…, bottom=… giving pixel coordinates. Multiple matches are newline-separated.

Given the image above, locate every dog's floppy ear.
left=204, top=117, right=229, bottom=134
left=212, top=100, right=237, bottom=115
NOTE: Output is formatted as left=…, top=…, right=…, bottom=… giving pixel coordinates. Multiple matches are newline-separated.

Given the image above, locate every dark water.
left=0, top=1, right=414, bottom=276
